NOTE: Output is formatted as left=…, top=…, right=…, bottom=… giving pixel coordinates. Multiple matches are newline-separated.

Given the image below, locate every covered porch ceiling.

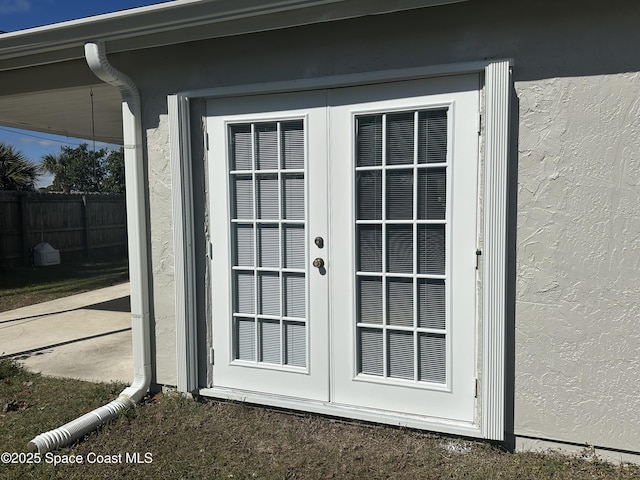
left=0, top=83, right=123, bottom=145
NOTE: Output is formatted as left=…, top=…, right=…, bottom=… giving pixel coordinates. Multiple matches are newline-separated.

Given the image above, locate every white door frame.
left=169, top=59, right=511, bottom=440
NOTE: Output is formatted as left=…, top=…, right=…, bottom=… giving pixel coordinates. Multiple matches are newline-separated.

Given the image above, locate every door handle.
left=312, top=257, right=325, bottom=269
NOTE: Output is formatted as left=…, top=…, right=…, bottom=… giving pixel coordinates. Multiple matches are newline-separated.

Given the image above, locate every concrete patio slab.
left=0, top=283, right=133, bottom=384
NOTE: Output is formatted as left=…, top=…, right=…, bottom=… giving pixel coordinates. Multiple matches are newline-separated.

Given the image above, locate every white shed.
left=32, top=242, right=61, bottom=267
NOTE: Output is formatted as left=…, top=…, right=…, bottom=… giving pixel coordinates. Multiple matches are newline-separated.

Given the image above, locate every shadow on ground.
left=87, top=296, right=131, bottom=313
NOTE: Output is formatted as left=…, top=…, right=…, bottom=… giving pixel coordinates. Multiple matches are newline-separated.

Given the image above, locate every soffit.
left=0, top=84, right=123, bottom=144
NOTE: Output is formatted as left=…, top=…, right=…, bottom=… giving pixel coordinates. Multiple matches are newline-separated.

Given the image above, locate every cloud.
left=18, top=137, right=60, bottom=147
left=0, top=0, right=30, bottom=14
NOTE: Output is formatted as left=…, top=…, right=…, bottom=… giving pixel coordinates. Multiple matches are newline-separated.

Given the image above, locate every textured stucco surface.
left=112, top=0, right=640, bottom=452
left=514, top=74, right=640, bottom=451
left=144, top=99, right=177, bottom=387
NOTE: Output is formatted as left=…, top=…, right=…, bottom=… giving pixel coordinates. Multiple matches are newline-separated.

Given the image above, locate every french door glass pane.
left=284, top=273, right=305, bottom=318
left=355, top=108, right=449, bottom=385
left=234, top=271, right=254, bottom=315
left=386, top=169, right=413, bottom=220
left=359, top=328, right=383, bottom=376
left=418, top=168, right=446, bottom=220
left=388, top=331, right=414, bottom=380
left=356, top=171, right=382, bottom=220
left=387, top=277, right=413, bottom=327
left=386, top=112, right=414, bottom=165
left=259, top=320, right=280, bottom=364
left=357, top=276, right=382, bottom=325
left=281, top=121, right=304, bottom=169
left=233, top=224, right=254, bottom=266
left=419, top=333, right=446, bottom=383
left=284, top=321, right=306, bottom=366
left=356, top=115, right=382, bottom=167
left=418, top=110, right=448, bottom=164
left=418, top=279, right=446, bottom=330
left=418, top=225, right=445, bottom=275
left=283, top=225, right=305, bottom=269
left=229, top=120, right=307, bottom=368
left=230, top=125, right=252, bottom=170
left=232, top=175, right=253, bottom=219
left=258, top=224, right=279, bottom=268
left=282, top=174, right=305, bottom=220
left=235, top=318, right=255, bottom=361
left=255, top=124, right=278, bottom=170
left=386, top=225, right=413, bottom=273
left=258, top=272, right=280, bottom=316
left=357, top=225, right=382, bottom=272
left=257, top=175, right=279, bottom=219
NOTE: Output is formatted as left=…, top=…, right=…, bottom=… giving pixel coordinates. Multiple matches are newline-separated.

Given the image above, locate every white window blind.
left=229, top=120, right=307, bottom=368
left=355, top=109, right=449, bottom=384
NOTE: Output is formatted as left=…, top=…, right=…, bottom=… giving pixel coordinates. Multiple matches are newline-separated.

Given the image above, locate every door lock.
left=314, top=236, right=324, bottom=249
left=312, top=257, right=325, bottom=269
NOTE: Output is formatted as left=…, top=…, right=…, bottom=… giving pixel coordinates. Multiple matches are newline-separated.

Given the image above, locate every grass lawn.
left=1, top=361, right=638, bottom=480
left=0, top=260, right=637, bottom=478
left=0, top=257, right=129, bottom=312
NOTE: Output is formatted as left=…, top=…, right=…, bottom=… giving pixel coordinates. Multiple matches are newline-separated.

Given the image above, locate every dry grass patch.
left=1, top=361, right=639, bottom=479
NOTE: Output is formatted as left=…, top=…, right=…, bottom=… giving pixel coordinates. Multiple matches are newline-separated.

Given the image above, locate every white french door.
left=207, top=74, right=479, bottom=424
left=329, top=76, right=479, bottom=423
left=208, top=91, right=329, bottom=401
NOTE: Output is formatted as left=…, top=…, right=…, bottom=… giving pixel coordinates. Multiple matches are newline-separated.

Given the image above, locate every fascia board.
left=0, top=0, right=468, bottom=71
left=0, top=0, right=344, bottom=61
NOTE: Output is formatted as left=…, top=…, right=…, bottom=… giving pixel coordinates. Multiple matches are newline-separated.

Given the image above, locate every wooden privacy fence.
left=0, top=191, right=127, bottom=264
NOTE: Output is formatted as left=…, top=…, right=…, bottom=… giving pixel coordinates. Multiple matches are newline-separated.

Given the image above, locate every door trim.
left=169, top=59, right=511, bottom=440
left=169, top=93, right=198, bottom=393
left=481, top=60, right=511, bottom=440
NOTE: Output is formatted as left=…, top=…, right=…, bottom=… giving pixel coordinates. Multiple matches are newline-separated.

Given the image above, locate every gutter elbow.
left=84, top=41, right=140, bottom=106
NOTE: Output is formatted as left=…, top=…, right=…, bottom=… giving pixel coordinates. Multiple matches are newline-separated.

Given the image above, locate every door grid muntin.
left=228, top=119, right=308, bottom=369
left=354, top=108, right=450, bottom=386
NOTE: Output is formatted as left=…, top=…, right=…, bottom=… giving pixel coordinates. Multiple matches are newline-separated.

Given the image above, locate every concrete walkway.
left=0, top=283, right=133, bottom=384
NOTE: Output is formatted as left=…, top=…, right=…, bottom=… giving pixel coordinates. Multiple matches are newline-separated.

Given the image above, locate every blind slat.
left=259, top=320, right=281, bottom=364
left=358, top=276, right=383, bottom=325
left=388, top=331, right=414, bottom=380
left=284, top=273, right=305, bottom=318
left=419, top=333, right=446, bottom=383
left=387, top=277, right=413, bottom=327
left=258, top=271, right=280, bottom=316
left=284, top=321, right=306, bottom=367
left=258, top=224, right=279, bottom=268
left=235, top=318, right=255, bottom=361
left=282, top=121, right=305, bottom=170
left=359, top=328, right=383, bottom=376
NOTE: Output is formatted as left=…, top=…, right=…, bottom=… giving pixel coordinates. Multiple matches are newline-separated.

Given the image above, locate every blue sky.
left=0, top=0, right=166, bottom=32
left=0, top=0, right=165, bottom=186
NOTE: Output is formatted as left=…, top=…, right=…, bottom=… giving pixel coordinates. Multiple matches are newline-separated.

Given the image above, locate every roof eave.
left=0, top=0, right=469, bottom=71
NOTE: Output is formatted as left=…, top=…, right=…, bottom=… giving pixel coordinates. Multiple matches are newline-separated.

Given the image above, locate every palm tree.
left=40, top=143, right=108, bottom=194
left=0, top=141, right=39, bottom=191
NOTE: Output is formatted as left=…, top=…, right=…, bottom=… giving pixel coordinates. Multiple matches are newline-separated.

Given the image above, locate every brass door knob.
left=312, top=257, right=325, bottom=269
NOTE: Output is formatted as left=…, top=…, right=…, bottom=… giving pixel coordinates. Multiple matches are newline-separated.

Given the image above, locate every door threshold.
left=199, top=387, right=482, bottom=438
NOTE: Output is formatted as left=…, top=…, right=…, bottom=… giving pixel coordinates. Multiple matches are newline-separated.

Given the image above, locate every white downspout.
left=27, top=41, right=151, bottom=453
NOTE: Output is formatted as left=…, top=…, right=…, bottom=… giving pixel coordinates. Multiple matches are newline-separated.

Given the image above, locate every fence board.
left=0, top=191, right=127, bottom=264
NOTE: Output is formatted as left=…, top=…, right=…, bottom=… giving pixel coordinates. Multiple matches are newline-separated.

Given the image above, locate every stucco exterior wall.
left=114, top=0, right=640, bottom=453
left=144, top=100, right=177, bottom=387
left=515, top=74, right=640, bottom=451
